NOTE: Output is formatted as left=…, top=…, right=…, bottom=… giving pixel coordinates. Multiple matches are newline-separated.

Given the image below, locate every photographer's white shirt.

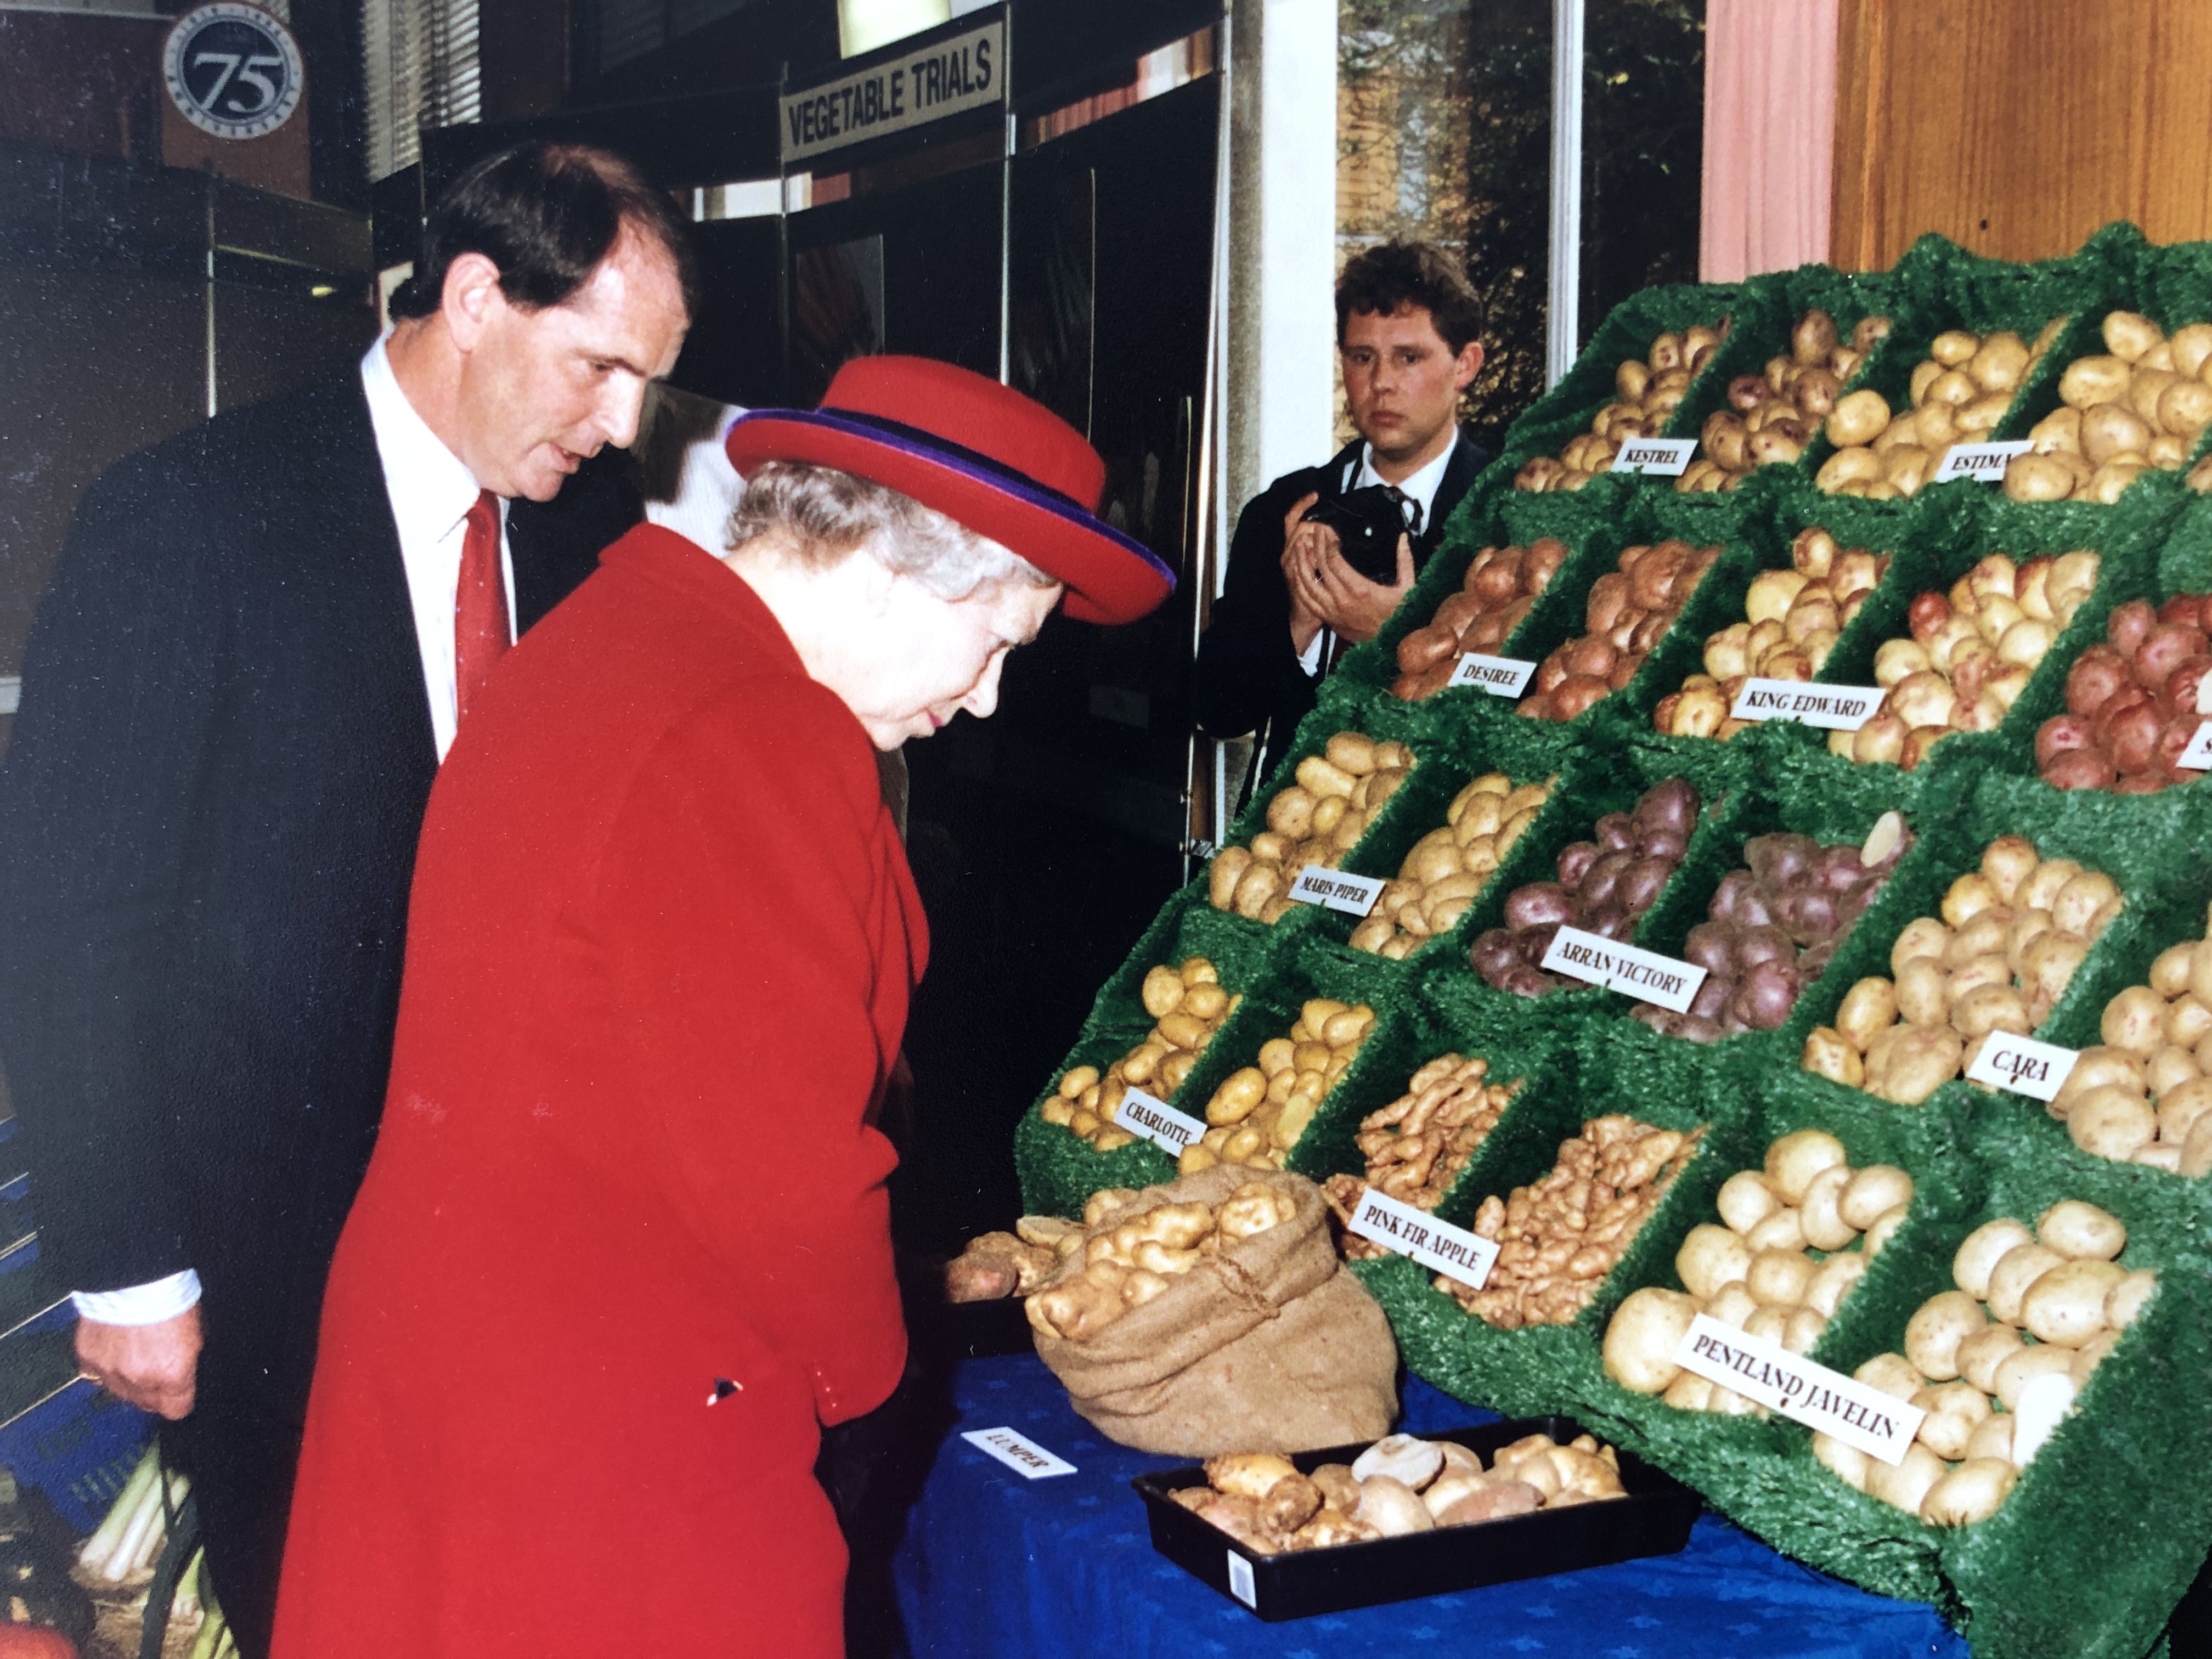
left=1296, top=438, right=1458, bottom=675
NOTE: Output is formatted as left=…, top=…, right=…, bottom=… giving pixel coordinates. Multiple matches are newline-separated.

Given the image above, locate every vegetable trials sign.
left=781, top=20, right=1005, bottom=164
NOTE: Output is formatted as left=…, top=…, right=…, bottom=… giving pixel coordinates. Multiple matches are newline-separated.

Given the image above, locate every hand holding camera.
left=1280, top=487, right=1418, bottom=651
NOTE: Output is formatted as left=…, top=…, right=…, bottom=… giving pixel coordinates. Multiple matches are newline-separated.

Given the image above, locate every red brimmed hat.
left=724, top=356, right=1175, bottom=625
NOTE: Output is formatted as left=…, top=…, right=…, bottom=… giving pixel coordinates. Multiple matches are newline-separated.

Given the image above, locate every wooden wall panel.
left=1833, top=0, right=2212, bottom=271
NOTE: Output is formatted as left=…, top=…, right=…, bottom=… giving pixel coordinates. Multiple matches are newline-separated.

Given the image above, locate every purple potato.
left=1583, top=905, right=1634, bottom=941
left=1816, top=843, right=1867, bottom=891
left=1556, top=840, right=1602, bottom=889
left=1579, top=850, right=1635, bottom=910
left=1504, top=882, right=1573, bottom=930
left=1800, top=939, right=1837, bottom=981
left=1780, top=887, right=1840, bottom=945
left=1689, top=970, right=1734, bottom=1020
left=1619, top=855, right=1679, bottom=917
left=1745, top=832, right=1818, bottom=891
left=1638, top=826, right=1689, bottom=863
left=1676, top=1014, right=1724, bottom=1044
left=1519, top=923, right=1561, bottom=963
left=1629, top=1004, right=1673, bottom=1032
left=1683, top=922, right=1736, bottom=977
left=1732, top=956, right=1799, bottom=1030
left=1734, top=923, right=1796, bottom=968
left=1471, top=928, right=1521, bottom=984
left=1501, top=964, right=1561, bottom=998
left=1633, top=778, right=1701, bottom=839
left=1732, top=884, right=1780, bottom=929
left=1594, top=811, right=1638, bottom=852
left=1708, top=870, right=1758, bottom=923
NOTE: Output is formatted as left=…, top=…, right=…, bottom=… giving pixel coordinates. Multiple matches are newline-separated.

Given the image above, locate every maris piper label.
left=1539, top=926, right=1708, bottom=1013
left=961, top=1426, right=1075, bottom=1479
left=1612, top=437, right=1697, bottom=476
left=1346, top=1185, right=1499, bottom=1289
left=1112, top=1088, right=1207, bottom=1155
left=1446, top=653, right=1538, bottom=697
left=1286, top=865, right=1389, bottom=916
left=1673, top=1314, right=1925, bottom=1465
left=1965, top=1031, right=2080, bottom=1103
left=1729, top=679, right=1885, bottom=731
left=1931, top=441, right=2033, bottom=484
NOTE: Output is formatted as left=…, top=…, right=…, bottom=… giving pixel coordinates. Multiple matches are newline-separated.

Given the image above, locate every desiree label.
left=1286, top=866, right=1389, bottom=917
left=1729, top=679, right=1886, bottom=732
left=1672, top=1314, right=1926, bottom=1465
left=2176, top=721, right=2212, bottom=770
left=1613, top=437, right=1697, bottom=476
left=1446, top=653, right=1538, bottom=697
left=1346, top=1185, right=1499, bottom=1289
left=1931, top=441, right=2033, bottom=484
left=1113, top=1088, right=1207, bottom=1155
left=961, top=1426, right=1076, bottom=1479
left=1964, top=1032, right=2080, bottom=1103
left=1540, top=926, right=1708, bottom=1013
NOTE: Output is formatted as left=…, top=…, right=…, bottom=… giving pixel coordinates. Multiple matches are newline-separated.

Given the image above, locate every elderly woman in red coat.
left=269, top=357, right=1171, bottom=1658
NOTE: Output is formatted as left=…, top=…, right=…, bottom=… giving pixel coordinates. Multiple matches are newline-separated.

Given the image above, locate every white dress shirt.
left=1296, top=437, right=1459, bottom=676
left=73, top=335, right=509, bottom=1327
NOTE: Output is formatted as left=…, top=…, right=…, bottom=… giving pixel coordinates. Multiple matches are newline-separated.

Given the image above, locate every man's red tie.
left=454, top=489, right=508, bottom=725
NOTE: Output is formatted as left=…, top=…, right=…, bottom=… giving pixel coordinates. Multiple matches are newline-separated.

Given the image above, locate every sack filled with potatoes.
left=2006, top=311, right=2212, bottom=503
left=1817, top=319, right=2063, bottom=498
left=1514, top=319, right=1729, bottom=493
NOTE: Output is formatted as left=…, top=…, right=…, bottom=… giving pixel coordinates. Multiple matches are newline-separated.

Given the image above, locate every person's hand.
left=1278, top=492, right=1330, bottom=656
left=1285, top=532, right=1418, bottom=646
left=77, top=1307, right=201, bottom=1419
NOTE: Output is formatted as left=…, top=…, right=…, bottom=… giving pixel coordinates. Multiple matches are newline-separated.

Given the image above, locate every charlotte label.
left=1673, top=1314, right=1926, bottom=1465
left=1613, top=437, right=1697, bottom=476
left=1446, top=653, right=1538, bottom=697
left=1286, top=865, right=1389, bottom=917
left=1965, top=1032, right=2080, bottom=1103
left=1931, top=441, right=2033, bottom=484
left=961, top=1426, right=1076, bottom=1479
left=1114, top=1088, right=1207, bottom=1154
left=1729, top=679, right=1886, bottom=732
left=1540, top=926, right=1707, bottom=1013
left=1347, top=1186, right=1499, bottom=1289
left=2176, top=721, right=2212, bottom=770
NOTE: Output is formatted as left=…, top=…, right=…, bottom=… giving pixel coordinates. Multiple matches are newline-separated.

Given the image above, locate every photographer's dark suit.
left=1192, top=430, right=1486, bottom=783
left=0, top=375, right=633, bottom=1652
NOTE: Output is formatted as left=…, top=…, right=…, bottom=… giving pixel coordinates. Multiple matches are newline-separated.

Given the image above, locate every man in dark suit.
left=1193, top=241, right=1491, bottom=782
left=0, top=141, right=694, bottom=1655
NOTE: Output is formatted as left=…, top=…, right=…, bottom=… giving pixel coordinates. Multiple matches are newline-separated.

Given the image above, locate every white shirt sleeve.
left=1297, top=629, right=1329, bottom=677
left=73, top=1269, right=202, bottom=1325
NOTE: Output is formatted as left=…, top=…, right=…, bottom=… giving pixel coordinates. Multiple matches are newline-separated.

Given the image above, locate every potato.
left=1965, top=1412, right=2015, bottom=1464
left=1602, top=1286, right=1697, bottom=1394
left=1803, top=1028, right=1865, bottom=1086
left=1805, top=1250, right=1869, bottom=1317
left=2021, top=1258, right=2126, bottom=1347
left=1760, top=1129, right=1844, bottom=1205
left=1676, top=1224, right=1753, bottom=1300
left=2068, top=1085, right=2157, bottom=1161
left=1993, top=1342, right=2077, bottom=1410
left=1905, top=1290, right=1987, bottom=1381
left=2035, top=1199, right=2126, bottom=1262
left=1864, top=1203, right=1911, bottom=1257
left=1715, top=1169, right=1782, bottom=1234
left=1894, top=957, right=1950, bottom=1026
left=1921, top=1458, right=2019, bottom=1527
left=2107, top=1268, right=2159, bottom=1329
left=1799, top=1164, right=1858, bottom=1252
left=1813, top=1431, right=1869, bottom=1492
left=1954, top=1217, right=2035, bottom=1299
left=1912, top=1381, right=1992, bottom=1459
left=1868, top=1443, right=1949, bottom=1517
left=1827, top=388, right=1891, bottom=447
left=1854, top=1351, right=1926, bottom=1401
left=1956, top=1323, right=2025, bottom=1393
left=1986, top=1242, right=2064, bottom=1323
left=1835, top=978, right=1899, bottom=1051
left=1838, top=1165, right=1915, bottom=1232
left=1890, top=917, right=1953, bottom=977
left=1706, top=1282, right=1759, bottom=1329
left=1739, top=1248, right=1810, bottom=1308
left=1874, top=1025, right=1963, bottom=1104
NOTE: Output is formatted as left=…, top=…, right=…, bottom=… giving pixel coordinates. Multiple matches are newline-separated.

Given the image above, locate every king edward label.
left=1286, top=865, right=1389, bottom=917
left=961, top=1427, right=1075, bottom=1479
left=1112, top=1087, right=1207, bottom=1155
left=1729, top=679, right=1886, bottom=732
left=1445, top=653, right=1539, bottom=697
left=1346, top=1186, right=1499, bottom=1288
left=1673, top=1314, right=1926, bottom=1465
left=1931, top=441, right=2033, bottom=484
left=1964, top=1032, right=2080, bottom=1103
left=1539, top=926, right=1708, bottom=1014
left=1612, top=438, right=1697, bottom=477
left=780, top=20, right=1002, bottom=163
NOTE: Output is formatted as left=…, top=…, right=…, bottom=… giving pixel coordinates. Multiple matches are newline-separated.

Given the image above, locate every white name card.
left=1446, top=652, right=1539, bottom=697
left=2176, top=721, right=2212, bottom=771
left=1286, top=866, right=1389, bottom=917
left=1346, top=1185, right=1499, bottom=1289
left=1931, top=441, right=2033, bottom=484
left=1672, top=1314, right=1926, bottom=1466
left=1540, top=925, right=1707, bottom=1013
left=1965, top=1032, right=2080, bottom=1103
left=1613, top=437, right=1697, bottom=477
left=1113, top=1088, right=1208, bottom=1155
left=1729, top=679, right=1886, bottom=732
left=962, top=1426, right=1076, bottom=1479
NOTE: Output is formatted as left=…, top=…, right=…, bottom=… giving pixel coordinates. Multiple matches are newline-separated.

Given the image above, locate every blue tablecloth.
left=891, top=1352, right=1968, bottom=1659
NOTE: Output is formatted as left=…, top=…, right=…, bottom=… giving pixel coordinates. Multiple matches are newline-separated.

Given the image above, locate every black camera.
left=1299, top=486, right=1421, bottom=584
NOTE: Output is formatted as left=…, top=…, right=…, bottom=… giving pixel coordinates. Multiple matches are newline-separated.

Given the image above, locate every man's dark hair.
left=1335, top=241, right=1482, bottom=357
left=389, top=140, right=701, bottom=323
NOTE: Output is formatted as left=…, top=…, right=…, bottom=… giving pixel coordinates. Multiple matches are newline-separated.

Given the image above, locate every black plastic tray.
left=1130, top=1415, right=1701, bottom=1621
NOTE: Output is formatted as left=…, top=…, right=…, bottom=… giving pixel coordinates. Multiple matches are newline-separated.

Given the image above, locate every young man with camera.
left=1193, top=241, right=1488, bottom=780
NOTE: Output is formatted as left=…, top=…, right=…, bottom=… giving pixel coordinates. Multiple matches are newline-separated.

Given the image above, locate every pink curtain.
left=1701, top=0, right=1840, bottom=281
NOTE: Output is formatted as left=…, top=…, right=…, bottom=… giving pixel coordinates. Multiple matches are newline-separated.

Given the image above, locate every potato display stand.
left=1012, top=223, right=2212, bottom=1657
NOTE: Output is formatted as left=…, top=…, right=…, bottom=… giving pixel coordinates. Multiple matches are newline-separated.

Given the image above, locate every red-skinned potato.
left=2036, top=714, right=2097, bottom=770
left=2067, top=646, right=2131, bottom=716
left=2109, top=599, right=2157, bottom=660
left=2106, top=700, right=2164, bottom=775
left=1908, top=592, right=1953, bottom=641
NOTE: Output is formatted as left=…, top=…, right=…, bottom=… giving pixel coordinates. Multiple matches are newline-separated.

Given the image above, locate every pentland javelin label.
left=1965, top=1032, right=2080, bottom=1103
left=1673, top=1313, right=1925, bottom=1465
left=1613, top=437, right=1697, bottom=476
left=1113, top=1088, right=1207, bottom=1154
left=1729, top=678, right=1885, bottom=731
left=1540, top=926, right=1707, bottom=1013
left=1346, top=1185, right=1499, bottom=1289
left=1932, top=441, right=2033, bottom=484
left=1446, top=653, right=1538, bottom=697
left=1286, top=865, right=1388, bottom=916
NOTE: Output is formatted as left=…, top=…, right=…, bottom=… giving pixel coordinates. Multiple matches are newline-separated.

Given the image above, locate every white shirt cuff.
left=72, top=1271, right=202, bottom=1326
left=1297, top=628, right=1329, bottom=677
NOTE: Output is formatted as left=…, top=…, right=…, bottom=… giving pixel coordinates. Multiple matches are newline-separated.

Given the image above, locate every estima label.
left=1612, top=437, right=1697, bottom=476
left=1446, top=653, right=1539, bottom=698
left=1965, top=1031, right=2080, bottom=1103
left=1113, top=1088, right=1207, bottom=1155
left=1346, top=1184, right=1499, bottom=1289
left=1729, top=679, right=1886, bottom=732
left=1672, top=1313, right=1926, bottom=1465
left=1931, top=441, right=2033, bottom=484
left=1540, top=925, right=1708, bottom=1013
left=2176, top=721, right=2212, bottom=771
left=961, top=1427, right=1076, bottom=1479
left=1286, top=865, right=1389, bottom=917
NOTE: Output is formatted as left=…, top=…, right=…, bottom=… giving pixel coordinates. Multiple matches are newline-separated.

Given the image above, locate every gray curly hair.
left=726, top=460, right=1056, bottom=602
